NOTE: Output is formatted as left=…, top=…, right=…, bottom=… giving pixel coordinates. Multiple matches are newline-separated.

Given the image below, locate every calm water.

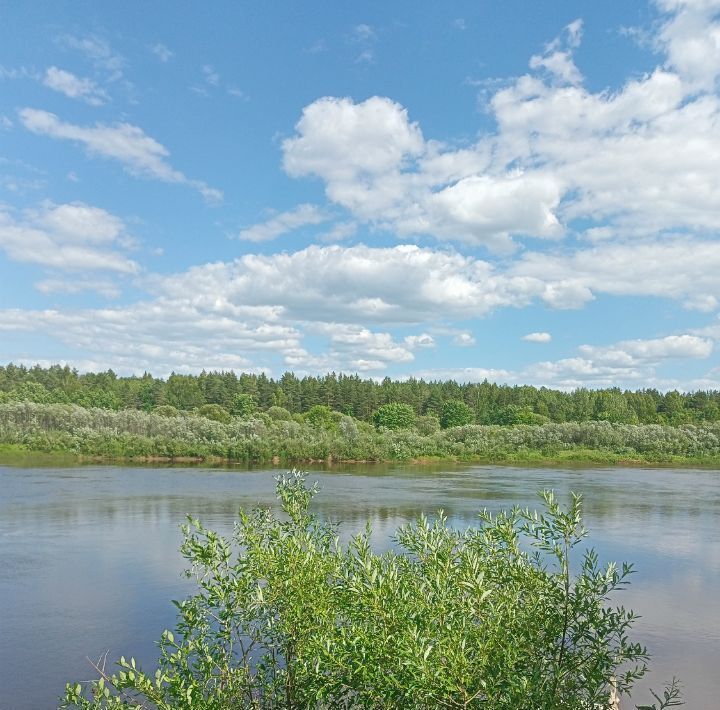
left=1, top=462, right=719, bottom=709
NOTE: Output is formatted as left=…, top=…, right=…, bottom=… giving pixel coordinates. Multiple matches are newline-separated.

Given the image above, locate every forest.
left=2, top=363, right=720, bottom=465
left=1, top=362, right=718, bottom=425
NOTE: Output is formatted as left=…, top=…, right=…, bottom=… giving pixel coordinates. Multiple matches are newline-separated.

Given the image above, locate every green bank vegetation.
left=63, top=472, right=682, bottom=709
left=2, top=400, right=720, bottom=465
left=0, top=402, right=720, bottom=464
left=3, top=364, right=720, bottom=465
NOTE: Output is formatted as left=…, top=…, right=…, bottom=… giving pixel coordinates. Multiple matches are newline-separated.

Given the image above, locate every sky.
left=1, top=0, right=720, bottom=390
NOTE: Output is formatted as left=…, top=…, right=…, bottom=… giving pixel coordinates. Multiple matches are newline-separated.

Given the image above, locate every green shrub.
left=305, top=404, right=338, bottom=430
left=153, top=405, right=181, bottom=418
left=63, top=473, right=681, bottom=710
left=8, top=381, right=53, bottom=404
left=415, top=413, right=441, bottom=435
left=372, top=402, right=416, bottom=430
left=197, top=404, right=231, bottom=424
left=440, top=399, right=475, bottom=428
left=231, top=393, right=256, bottom=417
left=266, top=405, right=292, bottom=421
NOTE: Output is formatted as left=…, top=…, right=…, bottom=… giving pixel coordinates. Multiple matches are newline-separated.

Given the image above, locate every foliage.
left=304, top=404, right=338, bottom=431
left=3, top=402, right=720, bottom=464
left=441, top=399, right=475, bottom=428
left=491, top=405, right=546, bottom=426
left=231, top=393, right=257, bottom=418
left=266, top=406, right=292, bottom=421
left=153, top=405, right=181, bottom=418
left=198, top=404, right=231, bottom=424
left=63, top=473, right=680, bottom=709
left=415, top=413, right=441, bottom=435
left=1, top=363, right=720, bottom=426
left=372, top=402, right=416, bottom=430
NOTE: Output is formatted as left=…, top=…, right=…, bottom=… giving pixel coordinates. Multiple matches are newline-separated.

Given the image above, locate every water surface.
left=1, top=462, right=718, bottom=708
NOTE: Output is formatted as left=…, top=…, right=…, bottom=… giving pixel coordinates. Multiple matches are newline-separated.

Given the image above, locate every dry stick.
left=85, top=651, right=152, bottom=709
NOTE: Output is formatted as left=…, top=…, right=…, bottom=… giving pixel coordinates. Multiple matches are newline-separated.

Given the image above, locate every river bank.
left=3, top=434, right=720, bottom=469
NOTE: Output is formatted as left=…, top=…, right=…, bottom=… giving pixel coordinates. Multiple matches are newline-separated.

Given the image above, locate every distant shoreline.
left=4, top=402, right=720, bottom=471
left=3, top=443, right=720, bottom=469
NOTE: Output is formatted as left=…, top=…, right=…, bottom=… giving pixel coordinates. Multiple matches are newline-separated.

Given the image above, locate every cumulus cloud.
left=318, top=221, right=357, bottom=243
left=523, top=332, right=552, bottom=343
left=42, top=67, right=108, bottom=105
left=18, top=108, right=222, bottom=203
left=656, top=0, right=720, bottom=90
left=453, top=332, right=476, bottom=347
left=324, top=325, right=414, bottom=366
left=510, top=238, right=720, bottom=310
left=145, top=239, right=720, bottom=327
left=274, top=3, right=720, bottom=251
left=579, top=334, right=713, bottom=365
left=281, top=96, right=560, bottom=249
left=148, top=243, right=550, bottom=324
left=412, top=332, right=717, bottom=390
left=0, top=201, right=138, bottom=277
left=238, top=204, right=328, bottom=242
left=35, top=278, right=122, bottom=298
left=529, top=19, right=584, bottom=85
left=0, top=305, right=287, bottom=375
left=404, top=333, right=435, bottom=349
left=2, top=233, right=719, bottom=382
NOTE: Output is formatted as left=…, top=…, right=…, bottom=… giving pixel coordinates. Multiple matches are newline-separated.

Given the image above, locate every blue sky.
left=1, top=0, right=720, bottom=390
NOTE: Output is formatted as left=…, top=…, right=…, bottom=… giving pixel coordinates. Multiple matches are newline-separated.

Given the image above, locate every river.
left=1, top=462, right=719, bottom=708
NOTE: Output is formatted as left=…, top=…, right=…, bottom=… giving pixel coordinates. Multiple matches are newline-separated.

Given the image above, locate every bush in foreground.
left=63, top=472, right=681, bottom=709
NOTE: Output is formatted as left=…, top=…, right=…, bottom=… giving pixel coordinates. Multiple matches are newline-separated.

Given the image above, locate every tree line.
left=1, top=362, right=718, bottom=425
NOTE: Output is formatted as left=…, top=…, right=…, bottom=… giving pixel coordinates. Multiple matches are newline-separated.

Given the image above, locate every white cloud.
left=349, top=24, right=377, bottom=63
left=276, top=5, right=720, bottom=250
left=1, top=233, right=719, bottom=381
left=42, top=67, right=108, bottom=105
left=404, top=333, right=435, bottom=349
left=656, top=0, right=720, bottom=90
left=238, top=204, right=328, bottom=242
left=0, top=65, right=37, bottom=81
left=59, top=35, right=125, bottom=79
left=325, top=325, right=414, bottom=364
left=318, top=221, right=357, bottom=243
left=453, top=332, right=476, bottom=347
left=149, top=239, right=720, bottom=328
left=148, top=243, right=548, bottom=324
left=510, top=237, right=720, bottom=310
left=0, top=201, right=138, bottom=277
left=282, top=95, right=562, bottom=250
left=412, top=332, right=717, bottom=390
left=529, top=20, right=584, bottom=85
left=0, top=115, right=12, bottom=130
left=18, top=108, right=222, bottom=203
left=32, top=202, right=125, bottom=244
left=35, top=278, right=121, bottom=298
left=283, top=96, right=424, bottom=188
left=0, top=305, right=286, bottom=376
left=523, top=332, right=552, bottom=343
left=151, top=43, right=173, bottom=62
left=579, top=334, right=713, bottom=364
